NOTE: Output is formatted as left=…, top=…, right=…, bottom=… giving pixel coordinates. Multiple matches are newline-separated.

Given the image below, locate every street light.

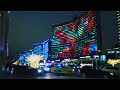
left=97, top=50, right=101, bottom=68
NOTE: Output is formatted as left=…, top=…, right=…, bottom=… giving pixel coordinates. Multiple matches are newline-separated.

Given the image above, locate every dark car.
left=79, top=66, right=113, bottom=79
left=7, top=64, right=42, bottom=76
left=68, top=65, right=81, bottom=76
left=101, top=66, right=120, bottom=79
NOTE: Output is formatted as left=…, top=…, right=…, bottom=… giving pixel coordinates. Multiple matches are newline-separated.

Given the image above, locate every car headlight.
left=44, top=68, right=50, bottom=71
left=110, top=73, right=114, bottom=75
left=38, top=69, right=42, bottom=73
left=72, top=69, right=75, bottom=71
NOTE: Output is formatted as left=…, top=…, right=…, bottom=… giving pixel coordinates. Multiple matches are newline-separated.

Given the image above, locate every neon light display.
left=52, top=11, right=100, bottom=58
left=77, top=11, right=98, bottom=56
left=117, top=11, right=120, bottom=43
left=52, top=19, right=80, bottom=59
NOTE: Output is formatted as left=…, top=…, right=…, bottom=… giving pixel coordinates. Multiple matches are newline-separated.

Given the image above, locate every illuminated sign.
left=100, top=55, right=106, bottom=61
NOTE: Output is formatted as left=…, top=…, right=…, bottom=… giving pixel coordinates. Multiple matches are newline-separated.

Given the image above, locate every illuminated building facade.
left=107, top=48, right=120, bottom=59
left=52, top=11, right=102, bottom=59
left=33, top=42, right=43, bottom=55
left=25, top=51, right=30, bottom=57
left=77, top=11, right=102, bottom=56
left=33, top=38, right=52, bottom=61
left=117, top=11, right=120, bottom=44
left=43, top=38, right=52, bottom=60
left=52, top=17, right=80, bottom=59
left=0, top=11, right=9, bottom=58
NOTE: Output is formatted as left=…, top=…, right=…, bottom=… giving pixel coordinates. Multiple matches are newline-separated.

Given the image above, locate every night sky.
left=8, top=11, right=118, bottom=59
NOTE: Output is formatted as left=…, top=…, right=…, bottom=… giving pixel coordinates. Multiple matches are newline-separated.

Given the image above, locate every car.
left=115, top=64, right=120, bottom=69
left=37, top=65, right=45, bottom=73
left=51, top=65, right=75, bottom=75
left=6, top=64, right=43, bottom=76
left=67, top=65, right=81, bottom=76
left=79, top=66, right=114, bottom=79
left=101, top=66, right=120, bottom=79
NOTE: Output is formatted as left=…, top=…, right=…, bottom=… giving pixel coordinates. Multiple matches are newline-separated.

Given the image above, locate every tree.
left=0, top=54, right=7, bottom=68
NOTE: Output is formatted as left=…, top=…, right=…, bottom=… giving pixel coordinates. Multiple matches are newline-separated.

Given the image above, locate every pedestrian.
left=2, top=65, right=5, bottom=71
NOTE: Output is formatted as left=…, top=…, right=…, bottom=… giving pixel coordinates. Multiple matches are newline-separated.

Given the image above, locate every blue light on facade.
left=89, top=43, right=97, bottom=52
left=43, top=40, right=48, bottom=60
left=33, top=43, right=43, bottom=55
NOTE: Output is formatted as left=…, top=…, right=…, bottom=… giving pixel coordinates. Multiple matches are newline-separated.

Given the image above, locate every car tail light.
left=12, top=68, right=14, bottom=70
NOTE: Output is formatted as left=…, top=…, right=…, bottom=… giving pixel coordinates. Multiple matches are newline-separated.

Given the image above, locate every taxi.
left=51, top=65, right=74, bottom=75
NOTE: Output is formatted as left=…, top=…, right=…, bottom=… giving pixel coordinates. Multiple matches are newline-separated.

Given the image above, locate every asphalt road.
left=0, top=70, right=85, bottom=79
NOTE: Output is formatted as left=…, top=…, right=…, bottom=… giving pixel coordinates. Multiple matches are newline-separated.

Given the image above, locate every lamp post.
left=97, top=50, right=100, bottom=68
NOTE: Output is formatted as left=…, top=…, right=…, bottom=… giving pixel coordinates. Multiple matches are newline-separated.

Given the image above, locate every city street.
left=0, top=70, right=85, bottom=79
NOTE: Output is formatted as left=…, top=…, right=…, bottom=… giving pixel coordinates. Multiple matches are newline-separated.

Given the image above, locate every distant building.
left=43, top=38, right=52, bottom=60
left=0, top=11, right=9, bottom=58
left=107, top=48, right=120, bottom=59
left=33, top=42, right=43, bottom=55
left=33, top=38, right=52, bottom=61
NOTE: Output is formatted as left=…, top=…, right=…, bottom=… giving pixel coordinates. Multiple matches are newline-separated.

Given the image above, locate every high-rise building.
left=77, top=11, right=102, bottom=56
left=33, top=38, right=52, bottom=61
left=43, top=38, right=52, bottom=60
left=33, top=42, right=43, bottom=55
left=52, top=17, right=80, bottom=59
left=0, top=11, right=9, bottom=58
left=51, top=11, right=102, bottom=59
left=117, top=11, right=120, bottom=44
left=0, top=11, right=9, bottom=67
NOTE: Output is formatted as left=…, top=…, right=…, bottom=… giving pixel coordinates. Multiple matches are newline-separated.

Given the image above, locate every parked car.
left=68, top=65, right=81, bottom=76
left=79, top=66, right=114, bottom=79
left=101, top=66, right=120, bottom=79
left=6, top=64, right=43, bottom=76
left=51, top=65, right=75, bottom=75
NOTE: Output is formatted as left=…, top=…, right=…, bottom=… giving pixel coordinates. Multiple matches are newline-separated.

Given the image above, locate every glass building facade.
left=43, top=39, right=52, bottom=60
left=33, top=43, right=43, bottom=55
left=52, top=17, right=80, bottom=59
left=51, top=11, right=102, bottom=59
left=77, top=11, right=102, bottom=56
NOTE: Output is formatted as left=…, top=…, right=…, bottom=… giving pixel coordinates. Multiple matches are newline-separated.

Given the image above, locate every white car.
left=44, top=66, right=50, bottom=72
